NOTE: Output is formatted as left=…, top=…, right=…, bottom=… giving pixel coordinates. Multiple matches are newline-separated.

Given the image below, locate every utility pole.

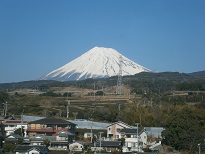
left=90, top=120, right=93, bottom=143
left=67, top=100, right=70, bottom=118
left=198, top=143, right=201, bottom=154
left=21, top=112, right=23, bottom=136
left=118, top=104, right=121, bottom=113
left=4, top=102, right=8, bottom=117
left=99, top=132, right=103, bottom=154
left=136, top=123, right=139, bottom=152
left=94, top=82, right=96, bottom=101
left=128, top=89, right=131, bottom=99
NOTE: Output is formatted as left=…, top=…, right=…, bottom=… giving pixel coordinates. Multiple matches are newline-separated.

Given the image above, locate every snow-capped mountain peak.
left=41, top=47, right=150, bottom=81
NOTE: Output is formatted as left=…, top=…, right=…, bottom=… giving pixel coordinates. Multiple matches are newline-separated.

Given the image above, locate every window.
left=117, top=128, right=121, bottom=132
left=115, top=135, right=119, bottom=138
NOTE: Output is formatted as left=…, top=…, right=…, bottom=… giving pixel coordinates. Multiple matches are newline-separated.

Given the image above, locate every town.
left=0, top=71, right=205, bottom=154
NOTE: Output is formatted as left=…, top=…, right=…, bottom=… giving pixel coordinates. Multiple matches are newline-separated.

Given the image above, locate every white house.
left=2, top=120, right=29, bottom=136
left=106, top=121, right=148, bottom=153
left=121, top=128, right=147, bottom=153
left=69, top=141, right=84, bottom=152
left=107, top=121, right=131, bottom=139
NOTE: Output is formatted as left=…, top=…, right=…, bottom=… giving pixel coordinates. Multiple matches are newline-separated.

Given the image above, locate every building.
left=69, top=141, right=84, bottom=152
left=2, top=120, right=29, bottom=136
left=14, top=145, right=49, bottom=154
left=4, top=133, right=24, bottom=144
left=27, top=118, right=76, bottom=138
left=120, top=128, right=147, bottom=153
left=107, top=121, right=131, bottom=139
left=50, top=130, right=74, bottom=150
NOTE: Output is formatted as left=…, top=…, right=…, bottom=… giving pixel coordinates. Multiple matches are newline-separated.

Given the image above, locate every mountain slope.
left=41, top=47, right=150, bottom=81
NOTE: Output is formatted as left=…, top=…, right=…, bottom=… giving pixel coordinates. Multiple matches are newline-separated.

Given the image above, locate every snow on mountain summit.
left=41, top=47, right=151, bottom=81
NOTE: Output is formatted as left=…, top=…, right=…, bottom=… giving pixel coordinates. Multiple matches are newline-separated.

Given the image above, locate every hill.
left=0, top=71, right=204, bottom=92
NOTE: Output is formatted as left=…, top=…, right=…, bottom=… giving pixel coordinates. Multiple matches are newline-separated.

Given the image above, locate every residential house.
left=49, top=130, right=74, bottom=150
left=30, top=134, right=55, bottom=146
left=27, top=118, right=76, bottom=152
left=106, top=121, right=148, bottom=153
left=27, top=118, right=76, bottom=139
left=120, top=128, right=147, bottom=153
left=69, top=141, right=84, bottom=152
left=2, top=120, right=29, bottom=136
left=4, top=133, right=24, bottom=144
left=107, top=121, right=131, bottom=139
left=14, top=145, right=49, bottom=154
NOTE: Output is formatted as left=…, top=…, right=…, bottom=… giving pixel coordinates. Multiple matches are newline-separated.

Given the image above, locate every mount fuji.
left=40, top=47, right=151, bottom=81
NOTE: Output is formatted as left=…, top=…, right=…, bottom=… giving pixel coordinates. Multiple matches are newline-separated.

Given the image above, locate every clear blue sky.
left=0, top=0, right=205, bottom=83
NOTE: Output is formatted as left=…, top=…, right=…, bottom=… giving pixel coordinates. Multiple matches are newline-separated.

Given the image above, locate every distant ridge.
left=40, top=47, right=150, bottom=81
left=189, top=70, right=205, bottom=79
left=0, top=71, right=204, bottom=90
left=189, top=70, right=205, bottom=76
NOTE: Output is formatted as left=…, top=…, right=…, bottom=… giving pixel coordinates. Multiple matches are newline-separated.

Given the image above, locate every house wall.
left=140, top=132, right=147, bottom=148
left=4, top=124, right=27, bottom=136
left=69, top=142, right=83, bottom=152
left=56, top=136, right=67, bottom=141
left=123, top=138, right=141, bottom=153
left=84, top=132, right=92, bottom=138
left=123, top=132, right=148, bottom=152
left=107, top=123, right=130, bottom=139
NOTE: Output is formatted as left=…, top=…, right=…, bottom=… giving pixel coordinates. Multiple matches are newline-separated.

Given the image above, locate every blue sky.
left=0, top=0, right=205, bottom=83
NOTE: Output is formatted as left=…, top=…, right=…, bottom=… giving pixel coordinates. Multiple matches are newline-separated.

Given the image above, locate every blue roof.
left=22, top=115, right=44, bottom=121
left=144, top=127, right=165, bottom=138
left=68, top=119, right=111, bottom=130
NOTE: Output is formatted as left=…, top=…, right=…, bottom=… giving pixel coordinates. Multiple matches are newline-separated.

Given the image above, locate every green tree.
left=14, top=128, right=24, bottom=136
left=162, top=107, right=205, bottom=153
left=95, top=91, right=104, bottom=96
left=2, top=142, right=16, bottom=152
left=43, top=139, right=50, bottom=147
left=0, top=92, right=9, bottom=103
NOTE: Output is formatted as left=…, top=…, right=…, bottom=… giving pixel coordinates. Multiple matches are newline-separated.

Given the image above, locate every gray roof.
left=30, top=134, right=56, bottom=141
left=29, top=117, right=76, bottom=125
left=6, top=133, right=24, bottom=139
left=120, top=128, right=144, bottom=135
left=68, top=119, right=110, bottom=130
left=14, top=145, right=48, bottom=152
left=22, top=115, right=44, bottom=121
left=56, top=130, right=74, bottom=137
left=107, top=121, right=131, bottom=128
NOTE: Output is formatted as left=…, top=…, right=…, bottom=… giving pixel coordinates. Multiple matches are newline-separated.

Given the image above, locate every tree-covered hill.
left=0, top=71, right=204, bottom=92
